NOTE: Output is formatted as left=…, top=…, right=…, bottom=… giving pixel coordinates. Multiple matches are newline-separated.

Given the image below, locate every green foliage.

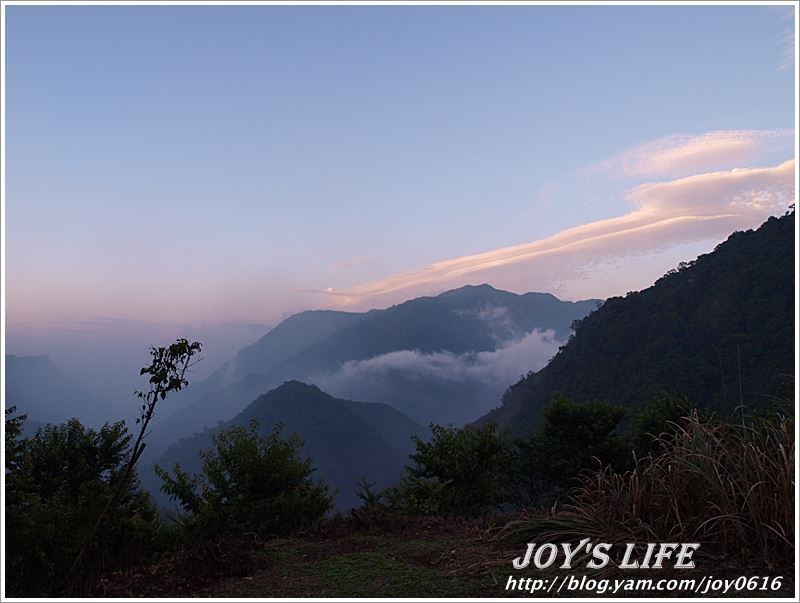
left=4, top=411, right=160, bottom=596
left=136, top=338, right=203, bottom=418
left=488, top=211, right=795, bottom=435
left=355, top=477, right=384, bottom=511
left=508, top=396, right=629, bottom=505
left=156, top=419, right=332, bottom=538
left=5, top=406, right=26, bottom=474
left=389, top=423, right=512, bottom=516
left=153, top=381, right=424, bottom=512
left=632, top=392, right=695, bottom=455
left=537, top=396, right=628, bottom=479
left=66, top=338, right=203, bottom=587
left=382, top=398, right=632, bottom=515
left=5, top=339, right=203, bottom=595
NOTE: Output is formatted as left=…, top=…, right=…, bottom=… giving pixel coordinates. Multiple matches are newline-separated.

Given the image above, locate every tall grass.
left=499, top=411, right=794, bottom=566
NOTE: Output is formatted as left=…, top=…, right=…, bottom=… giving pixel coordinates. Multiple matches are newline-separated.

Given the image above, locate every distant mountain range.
left=5, top=355, right=103, bottom=426
left=148, top=381, right=426, bottom=510
left=149, top=285, right=600, bottom=455
left=8, top=213, right=794, bottom=513
left=479, top=212, right=795, bottom=435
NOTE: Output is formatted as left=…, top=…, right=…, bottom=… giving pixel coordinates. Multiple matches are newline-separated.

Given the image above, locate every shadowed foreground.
left=96, top=516, right=794, bottom=598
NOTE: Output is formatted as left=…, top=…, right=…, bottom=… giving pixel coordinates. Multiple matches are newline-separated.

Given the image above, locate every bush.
left=156, top=419, right=332, bottom=538
left=4, top=409, right=160, bottom=595
left=632, top=392, right=695, bottom=455
left=509, top=396, right=629, bottom=505
left=387, top=422, right=512, bottom=516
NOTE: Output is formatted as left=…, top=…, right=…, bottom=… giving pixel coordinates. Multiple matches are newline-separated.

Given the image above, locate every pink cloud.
left=589, top=130, right=793, bottom=178
left=324, top=160, right=795, bottom=307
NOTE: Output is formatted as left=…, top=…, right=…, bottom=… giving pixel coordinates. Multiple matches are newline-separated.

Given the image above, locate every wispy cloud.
left=322, top=157, right=795, bottom=306
left=626, top=160, right=795, bottom=212
left=778, top=27, right=795, bottom=71
left=589, top=130, right=793, bottom=178
left=777, top=5, right=795, bottom=71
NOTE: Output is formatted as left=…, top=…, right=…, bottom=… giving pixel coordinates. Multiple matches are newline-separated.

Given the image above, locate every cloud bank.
left=312, top=329, right=562, bottom=425
left=321, top=329, right=560, bottom=387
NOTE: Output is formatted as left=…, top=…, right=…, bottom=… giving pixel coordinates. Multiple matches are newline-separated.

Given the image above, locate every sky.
left=4, top=4, right=797, bottom=395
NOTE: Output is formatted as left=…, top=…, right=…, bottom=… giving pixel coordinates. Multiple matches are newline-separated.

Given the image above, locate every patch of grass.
left=389, top=536, right=457, bottom=560
left=308, top=551, right=483, bottom=597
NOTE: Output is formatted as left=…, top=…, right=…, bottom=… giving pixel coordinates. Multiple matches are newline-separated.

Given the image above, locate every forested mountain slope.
left=149, top=381, right=427, bottom=510
left=480, top=211, right=795, bottom=435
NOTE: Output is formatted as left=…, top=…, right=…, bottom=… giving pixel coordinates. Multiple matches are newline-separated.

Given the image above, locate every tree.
left=5, top=413, right=159, bottom=595
left=5, top=406, right=27, bottom=479
left=392, top=422, right=512, bottom=516
left=67, top=338, right=202, bottom=585
left=514, top=396, right=629, bottom=499
left=156, top=419, right=332, bottom=538
left=633, top=393, right=694, bottom=455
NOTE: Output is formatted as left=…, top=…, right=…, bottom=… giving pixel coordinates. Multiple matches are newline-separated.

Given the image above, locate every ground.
left=96, top=516, right=795, bottom=598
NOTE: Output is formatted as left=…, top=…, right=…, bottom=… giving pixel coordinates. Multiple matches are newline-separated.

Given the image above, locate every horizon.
left=3, top=3, right=797, bottom=416
left=5, top=4, right=795, bottom=331
left=2, top=209, right=784, bottom=423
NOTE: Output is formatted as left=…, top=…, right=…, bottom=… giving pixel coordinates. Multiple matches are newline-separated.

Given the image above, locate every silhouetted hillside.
left=5, top=355, right=103, bottom=426
left=151, top=285, right=599, bottom=452
left=149, top=381, right=426, bottom=510
left=481, top=212, right=795, bottom=435
left=195, top=310, right=363, bottom=394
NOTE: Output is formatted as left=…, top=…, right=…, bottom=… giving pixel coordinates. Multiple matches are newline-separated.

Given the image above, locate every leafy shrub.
left=156, top=419, right=332, bottom=538
left=509, top=396, right=629, bottom=506
left=354, top=477, right=384, bottom=511
left=4, top=409, right=160, bottom=595
left=387, top=422, right=512, bottom=516
left=632, top=392, right=695, bottom=455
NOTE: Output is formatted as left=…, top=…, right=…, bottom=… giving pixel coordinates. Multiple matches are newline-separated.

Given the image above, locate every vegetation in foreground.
left=93, top=514, right=795, bottom=598
left=499, top=411, right=795, bottom=568
left=155, top=419, right=332, bottom=540
left=485, top=211, right=795, bottom=435
left=5, top=378, right=794, bottom=596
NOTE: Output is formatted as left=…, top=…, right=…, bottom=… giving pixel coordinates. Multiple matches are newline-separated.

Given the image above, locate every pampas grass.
left=499, top=411, right=794, bottom=567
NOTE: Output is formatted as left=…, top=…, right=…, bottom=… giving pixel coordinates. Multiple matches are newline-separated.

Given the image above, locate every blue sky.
left=5, top=4, right=796, bottom=326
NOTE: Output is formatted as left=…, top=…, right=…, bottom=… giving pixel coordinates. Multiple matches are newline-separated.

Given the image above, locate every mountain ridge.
left=149, top=380, right=426, bottom=510
left=479, top=212, right=795, bottom=435
left=148, top=284, right=600, bottom=455
left=5, top=354, right=104, bottom=426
